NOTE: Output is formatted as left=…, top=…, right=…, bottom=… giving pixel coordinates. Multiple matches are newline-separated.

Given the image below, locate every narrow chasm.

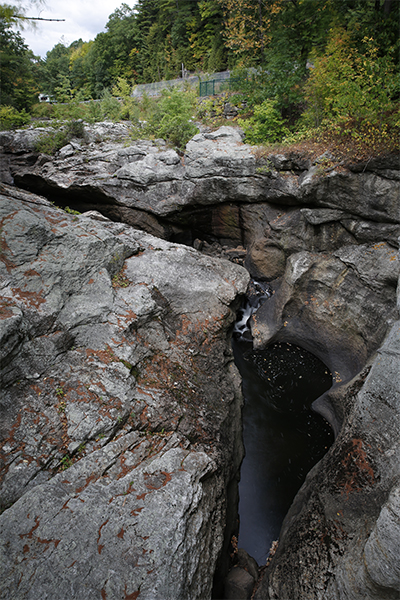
left=232, top=282, right=334, bottom=565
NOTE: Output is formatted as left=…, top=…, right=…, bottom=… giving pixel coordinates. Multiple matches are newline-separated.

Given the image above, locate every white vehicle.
left=38, top=94, right=56, bottom=103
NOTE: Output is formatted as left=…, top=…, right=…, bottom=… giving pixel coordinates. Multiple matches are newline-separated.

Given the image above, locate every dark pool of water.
left=232, top=338, right=334, bottom=565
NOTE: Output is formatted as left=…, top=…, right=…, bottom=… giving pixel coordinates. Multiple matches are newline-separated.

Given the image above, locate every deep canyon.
left=0, top=123, right=399, bottom=599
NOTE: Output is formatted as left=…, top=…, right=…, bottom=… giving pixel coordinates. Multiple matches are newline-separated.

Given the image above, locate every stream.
left=232, top=287, right=334, bottom=565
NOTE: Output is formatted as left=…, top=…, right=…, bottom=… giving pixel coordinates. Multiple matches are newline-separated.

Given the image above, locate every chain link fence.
left=131, top=71, right=231, bottom=98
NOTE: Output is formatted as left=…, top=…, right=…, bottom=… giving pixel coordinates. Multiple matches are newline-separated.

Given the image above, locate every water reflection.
left=233, top=339, right=333, bottom=565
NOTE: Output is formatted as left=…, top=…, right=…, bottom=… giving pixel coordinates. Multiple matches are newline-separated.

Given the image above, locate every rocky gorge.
left=0, top=123, right=399, bottom=599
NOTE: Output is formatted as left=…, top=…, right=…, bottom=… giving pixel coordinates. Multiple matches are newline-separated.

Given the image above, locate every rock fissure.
left=0, top=125, right=399, bottom=599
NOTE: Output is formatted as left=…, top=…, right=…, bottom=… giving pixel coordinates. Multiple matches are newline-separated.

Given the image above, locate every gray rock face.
left=252, top=243, right=399, bottom=403
left=1, top=124, right=398, bottom=249
left=1, top=123, right=400, bottom=600
left=255, top=315, right=400, bottom=600
left=0, top=185, right=249, bottom=599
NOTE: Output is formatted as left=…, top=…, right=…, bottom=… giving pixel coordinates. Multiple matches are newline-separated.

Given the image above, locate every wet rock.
left=254, top=284, right=400, bottom=600
left=245, top=238, right=286, bottom=281
left=224, top=567, right=255, bottom=600
left=236, top=547, right=259, bottom=580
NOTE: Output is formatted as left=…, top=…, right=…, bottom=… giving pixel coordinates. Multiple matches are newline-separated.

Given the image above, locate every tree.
left=0, top=19, right=39, bottom=109
left=217, top=0, right=283, bottom=66
left=188, top=0, right=227, bottom=72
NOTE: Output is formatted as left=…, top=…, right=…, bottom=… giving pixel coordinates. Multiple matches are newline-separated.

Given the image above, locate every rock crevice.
left=0, top=124, right=399, bottom=599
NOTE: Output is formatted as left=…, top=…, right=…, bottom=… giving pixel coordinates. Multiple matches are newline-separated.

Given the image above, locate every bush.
left=100, top=89, right=122, bottom=121
left=301, top=28, right=399, bottom=141
left=238, top=100, right=289, bottom=144
left=30, top=103, right=56, bottom=120
left=0, top=106, right=30, bottom=130
left=87, top=100, right=103, bottom=123
left=146, top=87, right=198, bottom=149
left=35, top=119, right=86, bottom=154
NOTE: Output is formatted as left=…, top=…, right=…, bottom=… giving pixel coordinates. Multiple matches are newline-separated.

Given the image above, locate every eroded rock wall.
left=0, top=184, right=249, bottom=600
left=254, top=294, right=400, bottom=600
left=1, top=123, right=400, bottom=599
left=1, top=125, right=398, bottom=251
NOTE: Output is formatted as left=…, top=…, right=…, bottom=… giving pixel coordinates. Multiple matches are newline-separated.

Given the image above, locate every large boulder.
left=0, top=184, right=249, bottom=600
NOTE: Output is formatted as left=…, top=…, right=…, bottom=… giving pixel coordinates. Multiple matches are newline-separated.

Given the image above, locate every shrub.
left=238, top=100, right=289, bottom=144
left=35, top=119, right=86, bottom=154
left=301, top=27, right=399, bottom=141
left=0, top=105, right=30, bottom=130
left=100, top=89, right=122, bottom=121
left=146, top=87, right=198, bottom=149
left=30, top=103, right=56, bottom=120
left=87, top=100, right=103, bottom=123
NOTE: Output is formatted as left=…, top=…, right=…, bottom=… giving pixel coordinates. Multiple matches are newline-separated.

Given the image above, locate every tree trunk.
left=383, top=0, right=393, bottom=17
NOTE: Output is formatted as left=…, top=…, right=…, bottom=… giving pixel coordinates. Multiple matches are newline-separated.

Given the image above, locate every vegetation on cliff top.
left=1, top=0, right=398, bottom=155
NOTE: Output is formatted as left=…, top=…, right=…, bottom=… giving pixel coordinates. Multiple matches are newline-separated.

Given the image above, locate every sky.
left=19, top=0, right=136, bottom=58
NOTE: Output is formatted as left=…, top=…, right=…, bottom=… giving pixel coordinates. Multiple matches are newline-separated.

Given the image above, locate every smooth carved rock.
left=0, top=185, right=249, bottom=599
left=224, top=567, right=255, bottom=600
left=245, top=238, right=286, bottom=281
left=255, top=317, right=400, bottom=600
left=252, top=244, right=399, bottom=385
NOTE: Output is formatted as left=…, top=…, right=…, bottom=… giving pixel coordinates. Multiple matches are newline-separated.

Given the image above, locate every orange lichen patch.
left=0, top=298, right=17, bottom=319
left=117, top=528, right=125, bottom=539
left=11, top=288, right=45, bottom=309
left=116, top=455, right=137, bottom=480
left=2, top=412, right=22, bottom=452
left=86, top=346, right=118, bottom=364
left=43, top=213, right=66, bottom=226
left=63, top=382, right=99, bottom=406
left=124, top=587, right=140, bottom=600
left=30, top=384, right=43, bottom=396
left=97, top=519, right=109, bottom=555
left=23, top=269, right=41, bottom=277
left=337, top=438, right=375, bottom=497
left=0, top=254, right=16, bottom=273
left=75, top=474, right=97, bottom=494
left=130, top=507, right=144, bottom=517
left=36, top=536, right=61, bottom=552
left=115, top=309, right=138, bottom=327
left=101, top=590, right=107, bottom=600
left=19, top=516, right=40, bottom=539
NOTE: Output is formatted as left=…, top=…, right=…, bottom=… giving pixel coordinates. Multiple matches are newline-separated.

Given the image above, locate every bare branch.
left=15, top=15, right=65, bottom=22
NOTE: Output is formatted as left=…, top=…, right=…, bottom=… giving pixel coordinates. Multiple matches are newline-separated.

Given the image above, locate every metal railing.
left=199, top=76, right=243, bottom=97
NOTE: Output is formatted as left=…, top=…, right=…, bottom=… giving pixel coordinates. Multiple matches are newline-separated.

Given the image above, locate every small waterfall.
left=233, top=280, right=272, bottom=341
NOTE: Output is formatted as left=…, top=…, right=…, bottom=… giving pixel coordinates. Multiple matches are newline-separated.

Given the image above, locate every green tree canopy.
left=0, top=19, right=39, bottom=109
